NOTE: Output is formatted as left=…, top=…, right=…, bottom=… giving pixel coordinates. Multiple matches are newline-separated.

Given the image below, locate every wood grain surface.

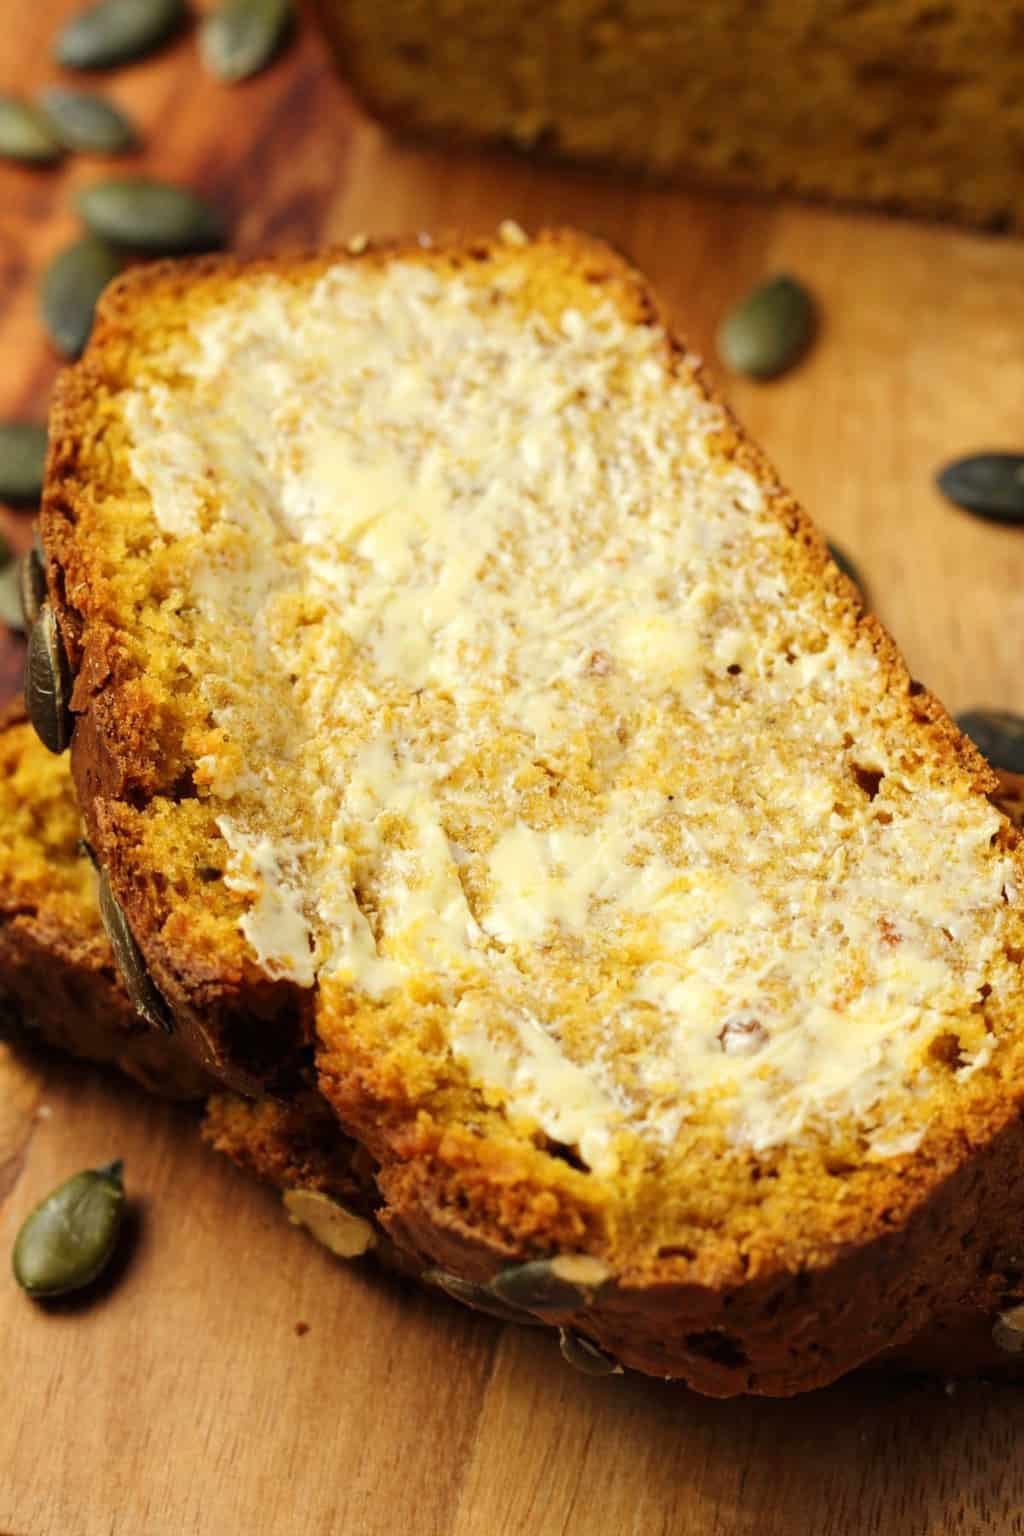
left=3, top=4, right=1024, bottom=1533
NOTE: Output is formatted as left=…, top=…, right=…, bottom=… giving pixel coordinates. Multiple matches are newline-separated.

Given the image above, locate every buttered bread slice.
left=41, top=229, right=1024, bottom=1393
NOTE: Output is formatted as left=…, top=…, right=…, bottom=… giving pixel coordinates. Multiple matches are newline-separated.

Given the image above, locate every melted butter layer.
left=121, top=251, right=1019, bottom=1173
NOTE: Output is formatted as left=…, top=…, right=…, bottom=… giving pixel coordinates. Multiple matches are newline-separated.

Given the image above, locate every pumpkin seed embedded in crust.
left=13, top=1160, right=126, bottom=1297
left=283, top=1189, right=377, bottom=1258
left=937, top=453, right=1024, bottom=524
left=956, top=709, right=1024, bottom=775
left=77, top=178, right=226, bottom=254
left=18, top=531, right=47, bottom=631
left=558, top=1327, right=622, bottom=1376
left=0, top=421, right=47, bottom=504
left=40, top=236, right=123, bottom=359
left=55, top=0, right=185, bottom=70
left=0, top=94, right=63, bottom=164
left=424, top=1269, right=546, bottom=1326
left=39, top=88, right=138, bottom=155
left=200, top=0, right=293, bottom=83
left=717, top=273, right=815, bottom=380
left=490, top=1254, right=613, bottom=1315
left=26, top=603, right=73, bottom=754
left=94, top=863, right=176, bottom=1033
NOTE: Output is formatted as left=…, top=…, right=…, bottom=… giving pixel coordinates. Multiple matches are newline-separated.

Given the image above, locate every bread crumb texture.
left=47, top=231, right=1024, bottom=1289
left=0, top=709, right=97, bottom=934
left=314, top=0, right=1024, bottom=229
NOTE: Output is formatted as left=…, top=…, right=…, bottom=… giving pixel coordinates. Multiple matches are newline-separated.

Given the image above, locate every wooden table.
left=2, top=5, right=1024, bottom=1532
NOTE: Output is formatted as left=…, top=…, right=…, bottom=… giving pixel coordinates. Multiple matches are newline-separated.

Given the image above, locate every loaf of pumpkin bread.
left=309, top=0, right=1024, bottom=230
left=3, top=696, right=1024, bottom=1380
left=37, top=228, right=1024, bottom=1394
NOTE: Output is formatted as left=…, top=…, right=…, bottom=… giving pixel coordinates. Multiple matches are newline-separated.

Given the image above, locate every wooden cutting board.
left=3, top=5, right=1024, bottom=1533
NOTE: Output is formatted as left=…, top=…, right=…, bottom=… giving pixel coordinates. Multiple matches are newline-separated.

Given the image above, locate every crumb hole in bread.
left=538, top=1136, right=589, bottom=1173
left=928, top=1031, right=965, bottom=1070
left=851, top=765, right=884, bottom=800
left=655, top=1244, right=697, bottom=1261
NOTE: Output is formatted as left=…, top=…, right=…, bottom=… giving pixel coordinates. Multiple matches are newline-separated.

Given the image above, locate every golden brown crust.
left=40, top=229, right=1024, bottom=1394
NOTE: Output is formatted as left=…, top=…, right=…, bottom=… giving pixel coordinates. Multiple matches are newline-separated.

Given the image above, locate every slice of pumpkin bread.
left=38, top=228, right=1024, bottom=1393
left=4, top=692, right=1024, bottom=1382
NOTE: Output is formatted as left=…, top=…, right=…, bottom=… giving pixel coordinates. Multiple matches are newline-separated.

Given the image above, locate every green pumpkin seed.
left=77, top=178, right=226, bottom=254
left=558, top=1327, right=621, bottom=1377
left=55, top=0, right=185, bottom=69
left=0, top=422, right=47, bottom=504
left=936, top=453, right=1024, bottom=525
left=40, top=236, right=123, bottom=360
left=490, top=1254, right=613, bottom=1315
left=201, top=0, right=293, bottom=83
left=0, top=562, right=22, bottom=632
left=0, top=94, right=63, bottom=164
left=993, top=1306, right=1024, bottom=1354
left=18, top=535, right=47, bottom=632
left=95, top=863, right=176, bottom=1034
left=27, top=604, right=73, bottom=754
left=39, top=88, right=138, bottom=155
left=956, top=709, right=1024, bottom=774
left=717, top=273, right=815, bottom=380
left=423, top=1269, right=546, bottom=1326
left=13, top=1159, right=125, bottom=1297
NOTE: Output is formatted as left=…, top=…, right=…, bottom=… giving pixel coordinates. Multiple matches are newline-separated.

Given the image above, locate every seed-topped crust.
left=40, top=229, right=1024, bottom=1393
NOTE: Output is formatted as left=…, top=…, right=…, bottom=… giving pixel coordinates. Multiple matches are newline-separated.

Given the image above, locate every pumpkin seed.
left=200, top=0, right=293, bottom=83
left=26, top=603, right=73, bottom=754
left=40, top=236, right=123, bottom=359
left=283, top=1189, right=377, bottom=1258
left=956, top=709, right=1024, bottom=774
left=39, top=88, right=138, bottom=155
left=55, top=0, right=185, bottom=70
left=936, top=453, right=1024, bottom=524
left=423, top=1269, right=546, bottom=1326
left=992, top=1305, right=1024, bottom=1354
left=558, top=1327, right=622, bottom=1377
left=0, top=422, right=47, bottom=504
left=96, top=864, right=176, bottom=1034
left=0, top=562, right=22, bottom=631
left=77, top=178, right=226, bottom=253
left=19, top=531, right=47, bottom=631
left=490, top=1254, right=613, bottom=1315
left=717, top=273, right=815, bottom=380
left=827, top=540, right=865, bottom=598
left=0, top=94, right=63, bottom=164
left=13, top=1159, right=125, bottom=1297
